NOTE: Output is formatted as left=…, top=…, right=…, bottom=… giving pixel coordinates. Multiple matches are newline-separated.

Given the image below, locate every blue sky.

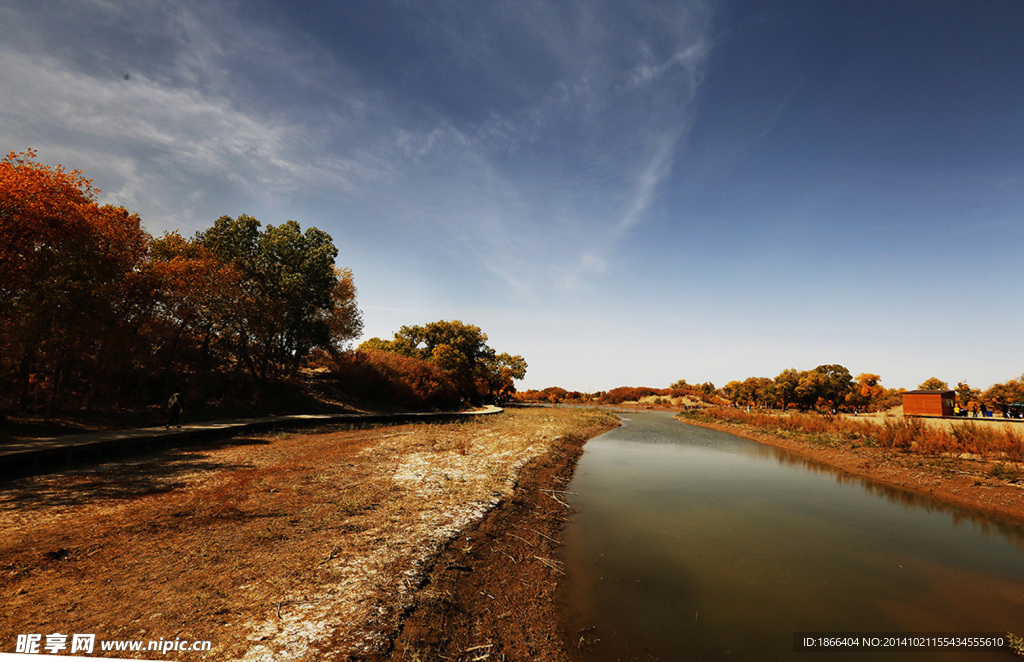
left=3, top=0, right=1023, bottom=392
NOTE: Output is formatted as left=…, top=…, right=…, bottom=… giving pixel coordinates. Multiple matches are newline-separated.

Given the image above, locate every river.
left=558, top=411, right=1024, bottom=661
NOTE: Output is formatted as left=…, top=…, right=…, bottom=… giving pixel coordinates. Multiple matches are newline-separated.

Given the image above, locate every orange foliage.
left=333, top=350, right=460, bottom=411
left=1, top=151, right=365, bottom=413
left=599, top=387, right=661, bottom=404
left=1, top=150, right=153, bottom=409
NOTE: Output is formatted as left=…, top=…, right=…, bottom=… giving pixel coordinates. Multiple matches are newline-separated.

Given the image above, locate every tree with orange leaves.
left=1, top=151, right=365, bottom=412
left=1, top=149, right=152, bottom=409
left=848, top=373, right=885, bottom=411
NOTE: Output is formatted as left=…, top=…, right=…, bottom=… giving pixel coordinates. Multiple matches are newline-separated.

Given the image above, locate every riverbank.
left=677, top=411, right=1024, bottom=528
left=378, top=411, right=610, bottom=662
left=0, top=407, right=616, bottom=661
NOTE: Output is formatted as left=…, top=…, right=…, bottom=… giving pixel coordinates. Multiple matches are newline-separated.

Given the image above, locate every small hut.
left=902, top=390, right=955, bottom=417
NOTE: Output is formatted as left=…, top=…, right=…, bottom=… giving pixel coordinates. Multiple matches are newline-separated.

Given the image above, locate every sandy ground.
left=0, top=408, right=616, bottom=661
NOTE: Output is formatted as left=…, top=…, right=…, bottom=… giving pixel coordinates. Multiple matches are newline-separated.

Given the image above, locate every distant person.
left=954, top=404, right=961, bottom=417
left=980, top=402, right=988, bottom=417
left=166, top=393, right=183, bottom=429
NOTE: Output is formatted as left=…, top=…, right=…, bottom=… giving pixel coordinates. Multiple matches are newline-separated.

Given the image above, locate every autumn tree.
left=813, top=364, right=853, bottom=411
left=540, top=386, right=569, bottom=403
left=773, top=365, right=852, bottom=412
left=848, top=373, right=885, bottom=411
left=771, top=369, right=802, bottom=411
left=360, top=320, right=526, bottom=404
left=744, top=377, right=773, bottom=407
left=481, top=352, right=529, bottom=403
left=145, top=231, right=244, bottom=395
left=722, top=378, right=771, bottom=407
left=982, top=380, right=1024, bottom=409
left=918, top=377, right=949, bottom=391
left=954, top=382, right=981, bottom=408
left=722, top=380, right=744, bottom=403
left=795, top=370, right=827, bottom=410
left=197, top=215, right=362, bottom=379
left=0, top=150, right=153, bottom=409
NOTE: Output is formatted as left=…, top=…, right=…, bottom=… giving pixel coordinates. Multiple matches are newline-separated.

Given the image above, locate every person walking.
left=166, top=393, right=183, bottom=429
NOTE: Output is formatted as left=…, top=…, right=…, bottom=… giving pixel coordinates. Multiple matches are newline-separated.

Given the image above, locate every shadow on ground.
left=0, top=436, right=272, bottom=513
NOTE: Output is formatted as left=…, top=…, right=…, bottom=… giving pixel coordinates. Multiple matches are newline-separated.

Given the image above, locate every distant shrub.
left=333, top=350, right=460, bottom=411
left=600, top=387, right=661, bottom=404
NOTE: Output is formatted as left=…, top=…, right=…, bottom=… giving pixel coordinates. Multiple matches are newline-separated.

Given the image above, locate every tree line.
left=1, top=150, right=529, bottom=416
left=917, top=377, right=1024, bottom=411
left=0, top=150, right=363, bottom=412
left=519, top=368, right=1024, bottom=413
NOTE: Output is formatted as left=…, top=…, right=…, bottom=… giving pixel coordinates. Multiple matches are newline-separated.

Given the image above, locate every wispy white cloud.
left=1, top=0, right=712, bottom=299
left=0, top=1, right=389, bottom=233
left=355, top=3, right=712, bottom=296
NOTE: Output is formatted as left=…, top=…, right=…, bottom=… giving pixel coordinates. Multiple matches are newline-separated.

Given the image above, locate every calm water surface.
left=559, top=411, right=1024, bottom=661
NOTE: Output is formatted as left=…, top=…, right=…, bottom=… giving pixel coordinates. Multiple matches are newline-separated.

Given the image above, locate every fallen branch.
left=507, top=533, right=535, bottom=548
left=541, top=491, right=573, bottom=510
left=317, top=544, right=341, bottom=565
left=530, top=528, right=560, bottom=545
left=532, top=555, right=565, bottom=575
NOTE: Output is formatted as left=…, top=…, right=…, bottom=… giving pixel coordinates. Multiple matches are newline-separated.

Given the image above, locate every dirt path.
left=678, top=415, right=1024, bottom=528
left=0, top=408, right=616, bottom=661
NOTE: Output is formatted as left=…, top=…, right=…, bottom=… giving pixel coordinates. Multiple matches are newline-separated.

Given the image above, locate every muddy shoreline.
left=678, top=416, right=1024, bottom=529
left=376, top=428, right=595, bottom=662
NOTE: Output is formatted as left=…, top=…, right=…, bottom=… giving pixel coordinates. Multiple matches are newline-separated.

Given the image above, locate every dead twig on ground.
left=532, top=555, right=565, bottom=575
left=506, top=533, right=535, bottom=548
left=317, top=544, right=340, bottom=564
left=530, top=528, right=560, bottom=545
left=541, top=491, right=572, bottom=510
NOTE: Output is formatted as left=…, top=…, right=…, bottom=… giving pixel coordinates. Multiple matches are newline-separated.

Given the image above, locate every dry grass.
left=682, top=408, right=1024, bottom=462
left=854, top=409, right=1024, bottom=434
left=0, top=408, right=615, bottom=661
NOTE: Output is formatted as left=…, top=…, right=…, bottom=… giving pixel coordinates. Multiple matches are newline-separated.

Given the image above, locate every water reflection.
left=559, top=411, right=1024, bottom=661
left=727, top=423, right=1024, bottom=551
